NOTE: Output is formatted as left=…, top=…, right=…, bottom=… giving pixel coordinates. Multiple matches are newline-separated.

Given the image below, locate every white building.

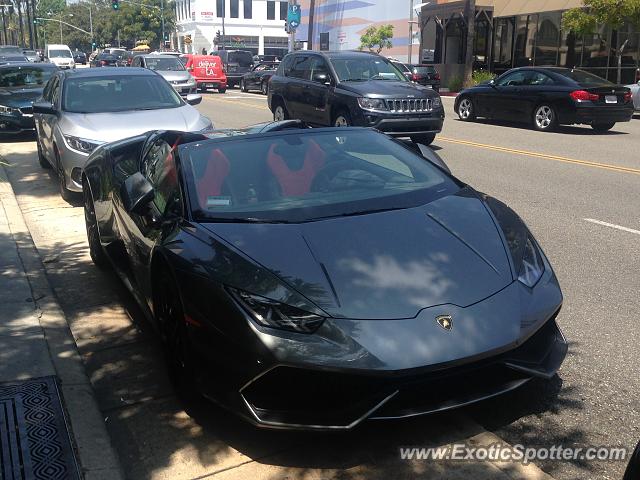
left=174, top=0, right=290, bottom=57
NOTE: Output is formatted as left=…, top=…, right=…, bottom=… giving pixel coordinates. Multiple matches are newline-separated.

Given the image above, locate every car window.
left=0, top=66, right=55, bottom=88
left=525, top=71, right=555, bottom=86
left=330, top=57, right=406, bottom=82
left=288, top=56, right=312, bottom=80
left=51, top=77, right=61, bottom=106
left=184, top=129, right=459, bottom=223
left=554, top=68, right=612, bottom=86
left=49, top=50, right=72, bottom=58
left=393, top=62, right=410, bottom=73
left=228, top=51, right=253, bottom=67
left=142, top=138, right=182, bottom=216
left=143, top=57, right=185, bottom=71
left=42, top=75, right=57, bottom=102
left=496, top=71, right=527, bottom=86
left=413, top=66, right=436, bottom=74
left=62, top=75, right=183, bottom=113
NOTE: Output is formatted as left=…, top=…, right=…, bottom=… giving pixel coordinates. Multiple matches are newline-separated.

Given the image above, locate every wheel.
left=273, top=103, right=289, bottom=122
left=411, top=133, right=437, bottom=146
left=457, top=96, right=476, bottom=121
left=532, top=104, right=557, bottom=131
left=591, top=122, right=615, bottom=132
left=240, top=79, right=248, bottom=92
left=261, top=81, right=268, bottom=95
left=83, top=183, right=108, bottom=269
left=55, top=146, right=74, bottom=202
left=333, top=110, right=352, bottom=127
left=154, top=271, right=197, bottom=396
left=218, top=87, right=226, bottom=94
left=37, top=138, right=50, bottom=169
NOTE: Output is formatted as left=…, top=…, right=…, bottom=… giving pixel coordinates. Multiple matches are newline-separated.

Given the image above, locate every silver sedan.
left=626, top=80, right=640, bottom=111
left=131, top=54, right=196, bottom=97
left=33, top=67, right=212, bottom=201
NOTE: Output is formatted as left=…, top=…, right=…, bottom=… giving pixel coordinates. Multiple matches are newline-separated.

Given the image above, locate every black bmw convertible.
left=82, top=121, right=567, bottom=430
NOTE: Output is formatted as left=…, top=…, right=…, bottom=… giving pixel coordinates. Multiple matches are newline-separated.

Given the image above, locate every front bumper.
left=356, top=108, right=445, bottom=136
left=0, top=112, right=35, bottom=134
left=171, top=81, right=197, bottom=96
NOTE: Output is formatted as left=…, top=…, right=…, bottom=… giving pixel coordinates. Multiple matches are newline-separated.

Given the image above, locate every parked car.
left=391, top=60, right=412, bottom=81
left=45, top=44, right=75, bottom=69
left=625, top=77, right=640, bottom=112
left=209, top=49, right=254, bottom=88
left=33, top=67, right=211, bottom=201
left=90, top=53, right=119, bottom=67
left=455, top=67, right=634, bottom=132
left=0, top=62, right=57, bottom=134
left=132, top=54, right=196, bottom=97
left=408, top=64, right=441, bottom=91
left=0, top=55, right=29, bottom=65
left=82, top=121, right=566, bottom=430
left=240, top=62, right=278, bottom=95
left=182, top=54, right=227, bottom=93
left=268, top=50, right=444, bottom=145
left=22, top=50, right=40, bottom=63
left=73, top=51, right=87, bottom=65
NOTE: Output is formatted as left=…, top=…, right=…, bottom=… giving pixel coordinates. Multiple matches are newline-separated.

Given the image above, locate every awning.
left=132, top=44, right=151, bottom=51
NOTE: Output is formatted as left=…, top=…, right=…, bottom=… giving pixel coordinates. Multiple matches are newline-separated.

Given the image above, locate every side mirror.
left=32, top=101, right=56, bottom=115
left=416, top=143, right=451, bottom=174
left=121, top=172, right=154, bottom=215
left=185, top=93, right=202, bottom=105
left=312, top=72, right=331, bottom=85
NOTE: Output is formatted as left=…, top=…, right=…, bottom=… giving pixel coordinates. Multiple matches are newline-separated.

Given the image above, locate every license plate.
left=206, top=83, right=217, bottom=87
left=605, top=95, right=617, bottom=104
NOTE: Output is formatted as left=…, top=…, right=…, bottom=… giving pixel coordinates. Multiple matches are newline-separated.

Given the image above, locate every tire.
left=532, top=104, right=557, bottom=131
left=273, top=102, right=289, bottom=122
left=411, top=133, right=436, bottom=146
left=333, top=110, right=352, bottom=127
left=218, top=87, right=226, bottom=94
left=83, top=182, right=108, bottom=269
left=261, top=81, right=268, bottom=95
left=457, top=96, right=476, bottom=121
left=591, top=122, right=615, bottom=132
left=154, top=270, right=197, bottom=396
left=37, top=138, right=50, bottom=169
left=55, top=146, right=74, bottom=203
left=240, top=79, right=248, bottom=92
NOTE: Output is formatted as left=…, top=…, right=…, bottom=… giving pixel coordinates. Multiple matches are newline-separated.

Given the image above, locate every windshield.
left=0, top=66, right=55, bottom=88
left=330, top=57, right=407, bottom=82
left=413, top=66, right=436, bottom=74
left=50, top=49, right=72, bottom=58
left=0, top=56, right=27, bottom=62
left=144, top=57, right=185, bottom=71
left=556, top=68, right=612, bottom=86
left=62, top=75, right=183, bottom=113
left=228, top=51, right=253, bottom=67
left=0, top=46, right=22, bottom=54
left=23, top=50, right=36, bottom=56
left=185, top=129, right=458, bottom=223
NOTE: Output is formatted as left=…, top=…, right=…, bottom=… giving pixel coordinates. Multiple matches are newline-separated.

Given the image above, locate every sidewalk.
left=0, top=158, right=124, bottom=480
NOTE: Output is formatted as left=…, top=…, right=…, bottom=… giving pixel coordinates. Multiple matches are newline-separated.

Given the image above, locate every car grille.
left=387, top=98, right=432, bottom=113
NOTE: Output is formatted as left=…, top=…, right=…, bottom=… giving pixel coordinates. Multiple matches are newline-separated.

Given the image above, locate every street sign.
left=287, top=4, right=301, bottom=30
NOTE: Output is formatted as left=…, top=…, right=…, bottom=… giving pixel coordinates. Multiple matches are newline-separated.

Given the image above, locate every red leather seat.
left=196, top=148, right=230, bottom=209
left=267, top=141, right=326, bottom=196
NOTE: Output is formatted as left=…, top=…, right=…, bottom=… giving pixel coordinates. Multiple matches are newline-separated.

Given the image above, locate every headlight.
left=197, top=119, right=214, bottom=133
left=357, top=97, right=387, bottom=111
left=0, top=105, right=19, bottom=114
left=432, top=96, right=442, bottom=108
left=63, top=135, right=101, bottom=154
left=229, top=288, right=325, bottom=333
left=518, top=235, right=545, bottom=288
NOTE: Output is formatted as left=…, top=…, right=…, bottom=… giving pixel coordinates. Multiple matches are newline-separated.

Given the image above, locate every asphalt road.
left=196, top=90, right=640, bottom=480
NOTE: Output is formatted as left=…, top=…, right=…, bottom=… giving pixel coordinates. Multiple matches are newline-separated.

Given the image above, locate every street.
left=1, top=92, right=639, bottom=480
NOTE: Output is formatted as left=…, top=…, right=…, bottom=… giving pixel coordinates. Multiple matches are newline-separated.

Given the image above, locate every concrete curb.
left=0, top=160, right=125, bottom=480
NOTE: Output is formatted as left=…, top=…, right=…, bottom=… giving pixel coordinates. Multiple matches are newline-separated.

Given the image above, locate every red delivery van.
left=182, top=54, right=227, bottom=93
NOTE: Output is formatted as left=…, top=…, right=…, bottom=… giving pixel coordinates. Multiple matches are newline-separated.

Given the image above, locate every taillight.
left=411, top=73, right=419, bottom=81
left=100, top=60, right=107, bottom=66
left=570, top=90, right=599, bottom=102
left=624, top=91, right=632, bottom=103
left=434, top=73, right=440, bottom=81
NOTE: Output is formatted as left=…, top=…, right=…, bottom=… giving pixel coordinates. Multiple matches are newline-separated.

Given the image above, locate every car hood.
left=158, top=70, right=192, bottom=82
left=0, top=87, right=44, bottom=107
left=338, top=80, right=437, bottom=98
left=203, top=190, right=513, bottom=320
left=58, top=105, right=206, bottom=142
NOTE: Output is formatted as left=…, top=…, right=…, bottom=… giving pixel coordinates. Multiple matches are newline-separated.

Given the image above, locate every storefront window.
left=535, top=12, right=560, bottom=65
left=474, top=14, right=491, bottom=69
left=559, top=30, right=583, bottom=68
left=582, top=23, right=610, bottom=69
left=493, top=17, right=514, bottom=72
left=514, top=14, right=538, bottom=66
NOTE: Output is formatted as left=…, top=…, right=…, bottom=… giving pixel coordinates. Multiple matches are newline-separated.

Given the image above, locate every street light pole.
left=160, top=0, right=165, bottom=50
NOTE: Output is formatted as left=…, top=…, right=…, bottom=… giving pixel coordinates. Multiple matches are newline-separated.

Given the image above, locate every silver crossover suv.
left=132, top=54, right=197, bottom=97
left=33, top=67, right=212, bottom=201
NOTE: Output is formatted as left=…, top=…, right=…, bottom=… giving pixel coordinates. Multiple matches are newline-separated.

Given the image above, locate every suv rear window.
left=413, top=66, right=436, bottom=74
left=228, top=51, right=253, bottom=67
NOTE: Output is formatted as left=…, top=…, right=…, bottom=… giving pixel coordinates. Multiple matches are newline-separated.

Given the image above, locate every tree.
left=359, top=24, right=394, bottom=53
left=463, top=0, right=475, bottom=88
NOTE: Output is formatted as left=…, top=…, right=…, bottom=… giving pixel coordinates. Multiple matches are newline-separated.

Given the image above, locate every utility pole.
left=221, top=0, right=225, bottom=49
left=288, top=0, right=297, bottom=53
left=160, top=0, right=165, bottom=50
left=463, top=0, right=475, bottom=87
left=307, top=0, right=315, bottom=50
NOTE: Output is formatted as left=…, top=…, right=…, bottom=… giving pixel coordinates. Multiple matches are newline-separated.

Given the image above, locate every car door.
left=486, top=70, right=528, bottom=120
left=38, top=75, right=60, bottom=159
left=285, top=55, right=312, bottom=119
left=305, top=56, right=332, bottom=125
left=516, top=70, right=557, bottom=120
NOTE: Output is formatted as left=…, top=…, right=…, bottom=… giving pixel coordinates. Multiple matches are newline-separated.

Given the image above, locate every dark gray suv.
left=268, top=50, right=444, bottom=145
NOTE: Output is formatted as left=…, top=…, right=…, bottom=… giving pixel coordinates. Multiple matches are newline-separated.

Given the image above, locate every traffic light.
left=284, top=20, right=289, bottom=34
left=215, top=30, right=221, bottom=44
left=111, top=0, right=119, bottom=10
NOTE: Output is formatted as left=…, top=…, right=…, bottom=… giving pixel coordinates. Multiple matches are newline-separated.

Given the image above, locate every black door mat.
left=0, top=376, right=81, bottom=480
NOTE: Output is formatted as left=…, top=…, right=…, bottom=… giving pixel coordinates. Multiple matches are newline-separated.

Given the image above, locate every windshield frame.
left=61, top=74, right=185, bottom=113
left=180, top=128, right=460, bottom=223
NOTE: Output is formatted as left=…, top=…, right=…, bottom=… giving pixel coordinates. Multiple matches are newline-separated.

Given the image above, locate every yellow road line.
left=438, top=136, right=640, bottom=176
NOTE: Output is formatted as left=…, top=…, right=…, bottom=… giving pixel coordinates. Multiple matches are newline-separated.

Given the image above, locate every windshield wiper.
left=311, top=206, right=408, bottom=221
left=202, top=216, right=291, bottom=224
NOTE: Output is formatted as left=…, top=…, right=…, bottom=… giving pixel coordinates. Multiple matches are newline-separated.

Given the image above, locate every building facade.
left=419, top=0, right=640, bottom=84
left=174, top=0, right=291, bottom=57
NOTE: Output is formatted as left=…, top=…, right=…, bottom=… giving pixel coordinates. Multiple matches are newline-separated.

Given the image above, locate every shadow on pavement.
left=453, top=118, right=629, bottom=136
